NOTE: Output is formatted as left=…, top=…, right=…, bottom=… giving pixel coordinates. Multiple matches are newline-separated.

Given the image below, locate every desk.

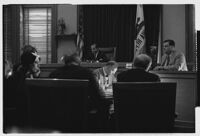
left=39, top=63, right=197, bottom=127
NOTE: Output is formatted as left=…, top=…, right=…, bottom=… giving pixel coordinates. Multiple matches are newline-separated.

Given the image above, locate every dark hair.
left=63, top=53, right=80, bottom=65
left=134, top=54, right=152, bottom=70
left=20, top=45, right=38, bottom=66
left=105, top=61, right=118, bottom=68
left=163, top=39, right=175, bottom=47
left=21, top=52, right=36, bottom=66
left=22, top=45, right=37, bottom=54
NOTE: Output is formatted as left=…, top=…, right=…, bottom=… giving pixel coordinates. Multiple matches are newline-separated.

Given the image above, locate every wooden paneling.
left=153, top=71, right=197, bottom=125
left=39, top=63, right=197, bottom=126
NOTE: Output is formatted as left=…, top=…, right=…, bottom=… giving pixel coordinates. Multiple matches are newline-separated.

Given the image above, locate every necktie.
left=165, top=55, right=170, bottom=66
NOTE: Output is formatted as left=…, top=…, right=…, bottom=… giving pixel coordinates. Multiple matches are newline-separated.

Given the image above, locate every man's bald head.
left=133, top=54, right=152, bottom=71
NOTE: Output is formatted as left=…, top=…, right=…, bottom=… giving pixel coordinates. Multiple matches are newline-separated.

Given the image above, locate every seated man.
left=154, top=39, right=188, bottom=71
left=94, top=61, right=118, bottom=91
left=88, top=43, right=109, bottom=62
left=49, top=53, right=107, bottom=107
left=117, top=54, right=160, bottom=82
left=49, top=53, right=110, bottom=131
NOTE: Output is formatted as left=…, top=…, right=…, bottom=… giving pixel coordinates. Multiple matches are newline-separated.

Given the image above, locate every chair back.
left=25, top=78, right=89, bottom=132
left=113, top=82, right=177, bottom=132
left=99, top=47, right=116, bottom=61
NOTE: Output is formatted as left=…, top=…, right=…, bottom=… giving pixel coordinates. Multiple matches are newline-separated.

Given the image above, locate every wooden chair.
left=98, top=47, right=116, bottom=61
left=113, top=82, right=177, bottom=133
left=25, top=78, right=89, bottom=133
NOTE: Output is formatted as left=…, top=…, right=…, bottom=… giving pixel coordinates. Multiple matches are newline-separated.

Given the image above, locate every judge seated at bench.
left=117, top=54, right=160, bottom=82
left=153, top=39, right=188, bottom=71
left=88, top=43, right=109, bottom=62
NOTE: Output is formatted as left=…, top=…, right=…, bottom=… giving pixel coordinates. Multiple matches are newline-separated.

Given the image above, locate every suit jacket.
left=117, top=68, right=160, bottom=82
left=49, top=64, right=106, bottom=110
left=161, top=50, right=188, bottom=71
left=94, top=67, right=117, bottom=90
left=89, top=50, right=109, bottom=62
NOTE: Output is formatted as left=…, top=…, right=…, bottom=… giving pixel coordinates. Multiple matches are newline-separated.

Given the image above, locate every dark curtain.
left=3, top=5, right=21, bottom=65
left=82, top=5, right=161, bottom=62
left=144, top=5, right=161, bottom=66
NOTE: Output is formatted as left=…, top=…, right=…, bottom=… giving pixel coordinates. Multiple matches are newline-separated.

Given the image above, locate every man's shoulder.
left=147, top=72, right=160, bottom=81
left=93, top=67, right=100, bottom=72
left=118, top=69, right=135, bottom=77
left=77, top=66, right=97, bottom=78
left=72, top=65, right=93, bottom=73
left=173, top=50, right=185, bottom=57
left=94, top=67, right=103, bottom=74
left=118, top=69, right=128, bottom=75
left=49, top=65, right=94, bottom=78
left=162, top=53, right=167, bottom=59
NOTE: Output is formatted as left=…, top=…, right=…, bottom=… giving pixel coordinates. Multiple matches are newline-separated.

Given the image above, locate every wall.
left=162, top=5, right=186, bottom=55
left=57, top=4, right=77, bottom=63
left=56, top=5, right=187, bottom=62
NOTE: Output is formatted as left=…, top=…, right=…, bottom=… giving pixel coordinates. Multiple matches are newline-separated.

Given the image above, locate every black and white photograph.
left=1, top=0, right=199, bottom=134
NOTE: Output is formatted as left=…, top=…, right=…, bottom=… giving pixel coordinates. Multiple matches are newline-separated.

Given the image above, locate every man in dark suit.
left=49, top=53, right=108, bottom=108
left=49, top=53, right=110, bottom=131
left=117, top=54, right=160, bottom=82
left=88, top=43, right=109, bottom=62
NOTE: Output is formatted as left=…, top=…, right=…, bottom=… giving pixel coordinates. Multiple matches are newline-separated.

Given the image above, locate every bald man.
left=117, top=54, right=160, bottom=82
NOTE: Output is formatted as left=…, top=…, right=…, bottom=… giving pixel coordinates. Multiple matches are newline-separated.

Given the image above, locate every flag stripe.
left=76, top=33, right=84, bottom=59
left=134, top=4, right=146, bottom=60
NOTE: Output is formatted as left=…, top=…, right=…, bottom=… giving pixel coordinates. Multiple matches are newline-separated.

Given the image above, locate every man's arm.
left=153, top=55, right=166, bottom=71
left=153, top=53, right=187, bottom=71
left=162, top=53, right=186, bottom=71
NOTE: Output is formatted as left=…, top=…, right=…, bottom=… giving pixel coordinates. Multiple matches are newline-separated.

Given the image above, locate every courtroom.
left=2, top=4, right=198, bottom=134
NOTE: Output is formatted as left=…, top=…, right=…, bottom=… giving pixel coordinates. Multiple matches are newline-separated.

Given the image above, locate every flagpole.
left=157, top=10, right=162, bottom=64
left=133, top=39, right=136, bottom=61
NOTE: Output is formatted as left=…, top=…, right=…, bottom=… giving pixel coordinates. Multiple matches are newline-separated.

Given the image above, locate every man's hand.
left=153, top=66, right=164, bottom=71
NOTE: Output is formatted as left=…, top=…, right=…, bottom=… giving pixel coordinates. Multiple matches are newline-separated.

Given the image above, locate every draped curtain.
left=3, top=5, right=21, bottom=65
left=144, top=5, right=161, bottom=66
left=81, top=5, right=161, bottom=62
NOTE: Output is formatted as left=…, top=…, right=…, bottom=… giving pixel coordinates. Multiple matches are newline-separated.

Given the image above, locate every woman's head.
left=20, top=45, right=40, bottom=67
left=22, top=45, right=37, bottom=54
left=20, top=45, right=41, bottom=77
